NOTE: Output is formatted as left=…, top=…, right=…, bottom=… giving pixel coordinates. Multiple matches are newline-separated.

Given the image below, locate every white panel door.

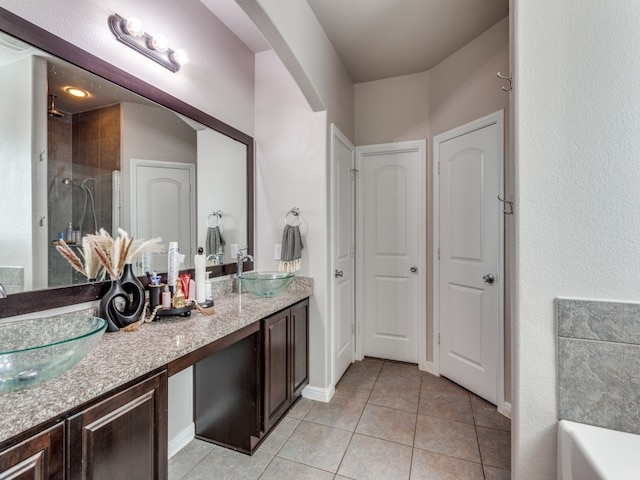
left=360, top=143, right=424, bottom=363
left=331, top=125, right=355, bottom=383
left=131, top=160, right=195, bottom=274
left=438, top=122, right=501, bottom=404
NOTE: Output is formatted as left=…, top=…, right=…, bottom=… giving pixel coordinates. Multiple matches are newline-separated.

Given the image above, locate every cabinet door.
left=0, top=423, right=64, bottom=480
left=67, top=371, right=168, bottom=480
left=263, top=310, right=291, bottom=432
left=291, top=299, right=309, bottom=398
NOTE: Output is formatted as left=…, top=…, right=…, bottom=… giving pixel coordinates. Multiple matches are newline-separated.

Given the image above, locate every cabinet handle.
left=335, top=270, right=343, bottom=278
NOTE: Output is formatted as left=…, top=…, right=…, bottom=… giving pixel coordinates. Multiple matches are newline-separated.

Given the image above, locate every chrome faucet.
left=0, top=282, right=6, bottom=299
left=236, top=247, right=254, bottom=279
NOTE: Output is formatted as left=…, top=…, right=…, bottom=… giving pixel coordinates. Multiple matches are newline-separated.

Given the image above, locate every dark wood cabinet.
left=263, top=309, right=292, bottom=431
left=263, top=298, right=309, bottom=432
left=193, top=298, right=310, bottom=454
left=0, top=423, right=64, bottom=480
left=291, top=299, right=309, bottom=398
left=66, top=371, right=167, bottom=480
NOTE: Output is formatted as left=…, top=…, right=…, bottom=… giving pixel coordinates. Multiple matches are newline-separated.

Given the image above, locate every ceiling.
left=205, top=0, right=509, bottom=84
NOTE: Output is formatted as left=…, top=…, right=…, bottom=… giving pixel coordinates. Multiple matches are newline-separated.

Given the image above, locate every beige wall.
left=354, top=17, right=510, bottom=402
left=238, top=0, right=354, bottom=141
left=354, top=71, right=429, bottom=146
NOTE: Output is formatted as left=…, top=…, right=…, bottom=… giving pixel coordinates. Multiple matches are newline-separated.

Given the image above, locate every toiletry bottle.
left=167, top=241, right=179, bottom=291
left=66, top=222, right=73, bottom=242
left=172, top=278, right=186, bottom=308
left=195, top=247, right=206, bottom=303
left=205, top=271, right=213, bottom=302
left=161, top=284, right=171, bottom=310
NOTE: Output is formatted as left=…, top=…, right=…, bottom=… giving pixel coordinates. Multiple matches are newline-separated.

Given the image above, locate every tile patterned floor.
left=169, top=358, right=511, bottom=480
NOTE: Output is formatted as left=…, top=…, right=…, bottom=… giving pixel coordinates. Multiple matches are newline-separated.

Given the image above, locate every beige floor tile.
left=369, top=376, right=421, bottom=413
left=258, top=416, right=300, bottom=455
left=168, top=439, right=215, bottom=480
left=410, top=448, right=484, bottom=480
left=334, top=375, right=377, bottom=402
left=470, top=395, right=511, bottom=432
left=258, top=457, right=334, bottom=480
left=476, top=426, right=511, bottom=470
left=277, top=420, right=352, bottom=473
left=421, top=373, right=468, bottom=395
left=288, top=397, right=315, bottom=419
left=378, top=362, right=423, bottom=383
left=483, top=465, right=511, bottom=480
left=337, top=433, right=412, bottom=480
left=182, top=445, right=272, bottom=480
left=419, top=389, right=473, bottom=424
left=355, top=404, right=417, bottom=446
left=304, top=396, right=366, bottom=431
left=414, top=415, right=481, bottom=463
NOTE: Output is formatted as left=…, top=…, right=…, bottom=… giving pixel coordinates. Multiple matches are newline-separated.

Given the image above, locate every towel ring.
left=207, top=210, right=223, bottom=228
left=285, top=207, right=302, bottom=227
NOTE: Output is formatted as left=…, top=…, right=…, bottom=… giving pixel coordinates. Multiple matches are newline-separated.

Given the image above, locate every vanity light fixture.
left=108, top=14, right=188, bottom=72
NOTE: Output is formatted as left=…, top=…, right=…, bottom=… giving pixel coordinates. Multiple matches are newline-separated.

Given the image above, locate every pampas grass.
left=55, top=238, right=104, bottom=280
left=58, top=228, right=165, bottom=280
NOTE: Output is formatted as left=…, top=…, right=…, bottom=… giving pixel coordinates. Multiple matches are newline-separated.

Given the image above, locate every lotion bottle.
left=161, top=284, right=171, bottom=310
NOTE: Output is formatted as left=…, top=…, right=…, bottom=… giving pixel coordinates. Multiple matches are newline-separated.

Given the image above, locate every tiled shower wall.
left=557, top=298, right=640, bottom=434
left=47, top=104, right=121, bottom=287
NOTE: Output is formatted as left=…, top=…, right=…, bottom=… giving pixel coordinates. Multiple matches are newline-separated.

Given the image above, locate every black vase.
left=99, top=264, right=146, bottom=332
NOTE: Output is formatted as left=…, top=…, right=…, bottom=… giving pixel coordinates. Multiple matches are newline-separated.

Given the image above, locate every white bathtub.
left=558, top=419, right=640, bottom=480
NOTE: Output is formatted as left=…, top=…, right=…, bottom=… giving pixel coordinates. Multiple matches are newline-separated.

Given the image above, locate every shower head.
left=48, top=94, right=64, bottom=118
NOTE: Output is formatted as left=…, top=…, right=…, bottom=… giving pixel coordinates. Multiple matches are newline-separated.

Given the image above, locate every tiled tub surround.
left=0, top=276, right=313, bottom=445
left=557, top=298, right=640, bottom=434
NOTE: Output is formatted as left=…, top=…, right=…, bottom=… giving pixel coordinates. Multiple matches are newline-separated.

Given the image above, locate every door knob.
left=410, top=266, right=418, bottom=273
left=482, top=274, right=495, bottom=284
left=335, top=270, right=343, bottom=278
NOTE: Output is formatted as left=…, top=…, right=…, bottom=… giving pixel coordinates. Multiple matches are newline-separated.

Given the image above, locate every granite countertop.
left=0, top=276, right=313, bottom=446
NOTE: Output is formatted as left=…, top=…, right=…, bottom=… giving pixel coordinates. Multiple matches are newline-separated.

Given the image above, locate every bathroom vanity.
left=0, top=277, right=312, bottom=479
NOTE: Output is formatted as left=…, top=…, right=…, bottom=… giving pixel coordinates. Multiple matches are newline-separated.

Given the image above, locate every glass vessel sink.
left=240, top=272, right=295, bottom=297
left=0, top=316, right=107, bottom=392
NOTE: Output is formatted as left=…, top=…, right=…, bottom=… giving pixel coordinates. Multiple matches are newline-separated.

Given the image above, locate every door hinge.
left=437, top=248, right=440, bottom=260
left=351, top=246, right=355, bottom=258
left=438, top=162, right=440, bottom=175
left=350, top=168, right=358, bottom=181
left=438, top=333, right=441, bottom=345
left=352, top=323, right=355, bottom=335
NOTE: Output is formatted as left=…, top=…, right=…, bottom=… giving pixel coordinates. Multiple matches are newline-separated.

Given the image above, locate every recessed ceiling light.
left=64, top=86, right=89, bottom=98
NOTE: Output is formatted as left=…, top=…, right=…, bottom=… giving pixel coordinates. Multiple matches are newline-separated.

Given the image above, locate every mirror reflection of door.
left=131, top=160, right=196, bottom=276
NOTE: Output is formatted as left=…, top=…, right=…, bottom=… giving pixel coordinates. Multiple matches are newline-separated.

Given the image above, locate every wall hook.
left=496, top=72, right=512, bottom=92
left=497, top=194, right=514, bottom=215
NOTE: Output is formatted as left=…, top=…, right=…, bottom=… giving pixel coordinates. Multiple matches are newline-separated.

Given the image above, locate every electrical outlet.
left=274, top=244, right=282, bottom=261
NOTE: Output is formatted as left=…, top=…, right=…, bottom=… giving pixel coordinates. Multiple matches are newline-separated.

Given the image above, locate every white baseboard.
left=498, top=401, right=512, bottom=419
left=302, top=384, right=335, bottom=403
left=168, top=423, right=195, bottom=459
left=422, top=361, right=439, bottom=376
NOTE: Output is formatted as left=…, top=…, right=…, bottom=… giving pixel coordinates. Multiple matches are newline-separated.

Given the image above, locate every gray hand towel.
left=206, top=226, right=225, bottom=257
left=279, top=224, right=303, bottom=272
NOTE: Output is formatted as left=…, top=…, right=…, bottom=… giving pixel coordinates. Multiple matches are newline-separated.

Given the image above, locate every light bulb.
left=171, top=49, right=188, bottom=66
left=150, top=34, right=168, bottom=53
left=124, top=17, right=144, bottom=38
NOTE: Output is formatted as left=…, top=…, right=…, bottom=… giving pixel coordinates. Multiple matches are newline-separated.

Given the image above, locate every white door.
left=331, top=125, right=355, bottom=383
left=436, top=114, right=503, bottom=404
left=358, top=141, right=426, bottom=363
left=131, top=160, right=195, bottom=274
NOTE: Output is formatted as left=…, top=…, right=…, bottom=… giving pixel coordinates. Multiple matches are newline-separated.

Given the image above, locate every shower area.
left=47, top=102, right=121, bottom=287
